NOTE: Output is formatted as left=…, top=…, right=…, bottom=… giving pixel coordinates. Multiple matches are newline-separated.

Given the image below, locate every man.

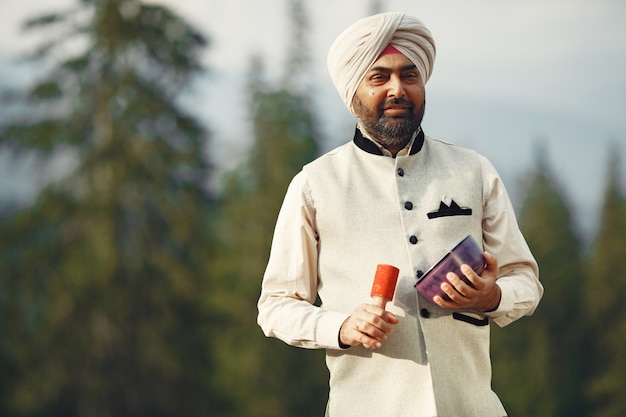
left=257, top=12, right=543, bottom=417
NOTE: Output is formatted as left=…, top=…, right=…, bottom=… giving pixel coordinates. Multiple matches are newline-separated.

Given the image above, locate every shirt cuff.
left=484, top=281, right=512, bottom=318
left=316, top=310, right=350, bottom=349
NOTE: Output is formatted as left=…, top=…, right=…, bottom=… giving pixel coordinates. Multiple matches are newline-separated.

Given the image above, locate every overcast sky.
left=1, top=0, right=625, bottom=240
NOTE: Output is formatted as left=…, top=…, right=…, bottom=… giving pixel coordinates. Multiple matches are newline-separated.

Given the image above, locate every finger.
left=444, top=273, right=472, bottom=299
left=484, top=251, right=498, bottom=273
left=349, top=305, right=398, bottom=348
left=354, top=322, right=384, bottom=349
left=432, top=294, right=458, bottom=309
left=340, top=316, right=368, bottom=347
left=363, top=304, right=397, bottom=322
left=459, top=264, right=484, bottom=290
left=358, top=319, right=392, bottom=342
left=359, top=307, right=397, bottom=331
left=382, top=311, right=400, bottom=324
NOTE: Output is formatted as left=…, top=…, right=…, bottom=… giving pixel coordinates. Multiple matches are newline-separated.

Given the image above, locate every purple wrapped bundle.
left=415, top=235, right=486, bottom=301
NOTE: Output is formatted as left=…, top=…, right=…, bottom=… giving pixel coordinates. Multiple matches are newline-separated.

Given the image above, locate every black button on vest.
left=409, top=235, right=418, bottom=244
left=404, top=201, right=413, bottom=210
left=397, top=168, right=404, bottom=177
left=420, top=308, right=430, bottom=318
left=416, top=269, right=424, bottom=278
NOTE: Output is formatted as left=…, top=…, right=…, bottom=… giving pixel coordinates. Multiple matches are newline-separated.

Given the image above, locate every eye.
left=369, top=73, right=389, bottom=84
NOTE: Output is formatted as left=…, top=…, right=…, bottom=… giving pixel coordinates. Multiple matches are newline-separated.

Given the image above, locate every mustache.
left=378, top=98, right=414, bottom=112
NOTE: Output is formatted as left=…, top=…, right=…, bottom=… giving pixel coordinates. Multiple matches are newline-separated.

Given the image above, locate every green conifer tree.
left=0, top=1, right=221, bottom=415
left=211, top=2, right=327, bottom=415
left=213, top=81, right=324, bottom=417
left=492, top=147, right=586, bottom=416
left=584, top=147, right=626, bottom=416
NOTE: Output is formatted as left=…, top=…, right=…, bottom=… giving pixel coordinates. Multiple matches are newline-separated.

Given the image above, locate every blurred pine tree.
left=212, top=84, right=325, bottom=417
left=210, top=2, right=328, bottom=416
left=492, top=146, right=586, bottom=416
left=0, top=1, right=222, bottom=415
left=584, top=148, right=626, bottom=417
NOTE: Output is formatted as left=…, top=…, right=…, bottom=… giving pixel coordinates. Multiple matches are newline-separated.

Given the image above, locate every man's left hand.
left=433, top=251, right=501, bottom=312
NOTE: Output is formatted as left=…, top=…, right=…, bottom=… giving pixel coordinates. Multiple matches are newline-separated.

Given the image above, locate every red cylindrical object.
left=370, top=264, right=399, bottom=302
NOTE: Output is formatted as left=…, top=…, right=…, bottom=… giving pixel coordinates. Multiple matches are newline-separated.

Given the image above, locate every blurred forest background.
left=0, top=0, right=625, bottom=416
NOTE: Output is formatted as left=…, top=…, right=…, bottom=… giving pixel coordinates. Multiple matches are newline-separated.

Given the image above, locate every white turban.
left=327, top=12, right=436, bottom=114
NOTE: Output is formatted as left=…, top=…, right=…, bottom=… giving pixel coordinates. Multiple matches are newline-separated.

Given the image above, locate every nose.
left=387, top=75, right=406, bottom=98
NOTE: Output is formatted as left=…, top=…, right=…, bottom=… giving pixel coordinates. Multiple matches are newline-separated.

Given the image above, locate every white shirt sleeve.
left=257, top=171, right=349, bottom=349
left=478, top=155, right=543, bottom=326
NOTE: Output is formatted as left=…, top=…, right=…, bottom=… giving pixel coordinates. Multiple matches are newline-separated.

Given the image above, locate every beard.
left=353, top=96, right=425, bottom=150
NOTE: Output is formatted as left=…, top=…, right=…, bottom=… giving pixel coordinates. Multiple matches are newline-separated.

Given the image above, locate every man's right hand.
left=339, top=303, right=399, bottom=349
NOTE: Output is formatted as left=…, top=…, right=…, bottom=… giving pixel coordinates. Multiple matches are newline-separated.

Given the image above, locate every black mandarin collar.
left=352, top=127, right=425, bottom=156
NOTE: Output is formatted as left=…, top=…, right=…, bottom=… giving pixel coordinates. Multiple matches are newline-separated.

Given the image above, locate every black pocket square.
left=427, top=199, right=472, bottom=219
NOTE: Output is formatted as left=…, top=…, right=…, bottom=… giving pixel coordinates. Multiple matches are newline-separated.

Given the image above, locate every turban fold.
left=327, top=12, right=436, bottom=114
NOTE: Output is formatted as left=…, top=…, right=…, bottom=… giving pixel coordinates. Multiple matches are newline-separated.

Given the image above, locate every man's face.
left=352, top=53, right=425, bottom=154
